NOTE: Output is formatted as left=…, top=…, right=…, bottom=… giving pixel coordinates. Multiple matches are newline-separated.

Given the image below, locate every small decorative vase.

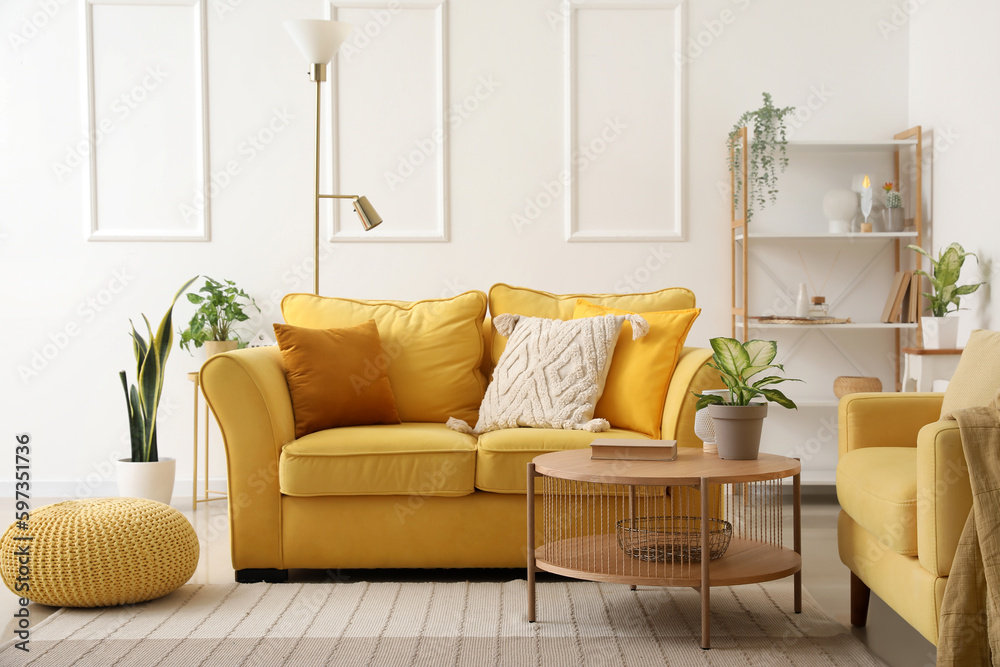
left=117, top=457, right=176, bottom=505
left=882, top=207, right=904, bottom=233
left=923, top=316, right=959, bottom=349
left=823, top=189, right=858, bottom=234
left=204, top=340, right=239, bottom=358
left=708, top=403, right=768, bottom=460
left=693, top=389, right=729, bottom=454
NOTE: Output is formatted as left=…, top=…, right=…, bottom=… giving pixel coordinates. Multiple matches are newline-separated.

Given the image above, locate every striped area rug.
left=1, top=580, right=883, bottom=666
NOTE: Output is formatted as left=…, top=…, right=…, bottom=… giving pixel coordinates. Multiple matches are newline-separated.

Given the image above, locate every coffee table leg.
left=628, top=485, right=637, bottom=591
left=700, top=477, right=710, bottom=649
left=793, top=470, right=802, bottom=614
left=527, top=462, right=536, bottom=623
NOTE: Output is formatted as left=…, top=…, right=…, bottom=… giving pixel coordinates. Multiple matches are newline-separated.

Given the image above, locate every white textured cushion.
left=448, top=313, right=648, bottom=435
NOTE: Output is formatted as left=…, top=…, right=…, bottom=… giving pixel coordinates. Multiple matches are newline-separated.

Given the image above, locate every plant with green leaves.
left=694, top=337, right=801, bottom=410
left=178, top=277, right=259, bottom=353
left=907, top=243, right=983, bottom=317
left=121, top=277, right=198, bottom=463
left=727, top=92, right=796, bottom=223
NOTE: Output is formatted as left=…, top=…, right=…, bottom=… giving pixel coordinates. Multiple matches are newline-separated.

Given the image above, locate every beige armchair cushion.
left=941, top=329, right=1000, bottom=419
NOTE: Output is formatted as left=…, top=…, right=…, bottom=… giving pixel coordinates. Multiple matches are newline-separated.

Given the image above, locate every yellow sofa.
left=200, top=285, right=721, bottom=582
left=837, top=392, right=971, bottom=645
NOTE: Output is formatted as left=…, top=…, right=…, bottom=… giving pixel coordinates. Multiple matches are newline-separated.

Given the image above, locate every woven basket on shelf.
left=833, top=376, right=883, bottom=399
left=0, top=497, right=199, bottom=607
left=616, top=516, right=733, bottom=563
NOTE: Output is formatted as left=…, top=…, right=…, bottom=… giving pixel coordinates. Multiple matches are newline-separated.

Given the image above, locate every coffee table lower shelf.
left=535, top=535, right=801, bottom=587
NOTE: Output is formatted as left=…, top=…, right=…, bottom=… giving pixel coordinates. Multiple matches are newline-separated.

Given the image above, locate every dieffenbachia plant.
left=694, top=337, right=801, bottom=410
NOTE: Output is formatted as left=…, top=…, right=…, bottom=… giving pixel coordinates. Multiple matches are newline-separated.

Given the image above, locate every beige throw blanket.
left=937, top=393, right=1000, bottom=666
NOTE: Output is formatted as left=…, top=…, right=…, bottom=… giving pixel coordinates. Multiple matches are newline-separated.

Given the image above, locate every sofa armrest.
left=200, top=346, right=294, bottom=570
left=838, top=392, right=943, bottom=457
left=660, top=347, right=723, bottom=448
left=917, top=419, right=971, bottom=577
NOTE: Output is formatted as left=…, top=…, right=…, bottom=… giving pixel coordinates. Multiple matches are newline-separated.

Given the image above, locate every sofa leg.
left=850, top=572, right=870, bottom=627
left=236, top=568, right=289, bottom=584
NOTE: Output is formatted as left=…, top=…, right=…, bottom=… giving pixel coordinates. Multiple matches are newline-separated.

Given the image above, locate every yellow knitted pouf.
left=0, top=497, right=199, bottom=607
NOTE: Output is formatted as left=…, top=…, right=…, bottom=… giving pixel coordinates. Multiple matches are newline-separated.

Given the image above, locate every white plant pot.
left=922, top=316, right=959, bottom=350
left=823, top=189, right=858, bottom=234
left=117, top=458, right=176, bottom=505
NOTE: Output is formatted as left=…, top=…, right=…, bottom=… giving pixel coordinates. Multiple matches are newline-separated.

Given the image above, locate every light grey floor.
left=0, top=495, right=936, bottom=666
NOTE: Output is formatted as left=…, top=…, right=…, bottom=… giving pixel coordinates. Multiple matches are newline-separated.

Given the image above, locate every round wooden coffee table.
left=526, top=447, right=801, bottom=649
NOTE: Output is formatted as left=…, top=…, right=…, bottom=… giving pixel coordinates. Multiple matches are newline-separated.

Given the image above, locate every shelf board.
left=735, top=231, right=917, bottom=241
left=737, top=321, right=918, bottom=330
left=786, top=139, right=918, bottom=151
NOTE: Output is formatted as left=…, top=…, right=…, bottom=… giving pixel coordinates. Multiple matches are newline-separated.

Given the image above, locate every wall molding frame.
left=327, top=0, right=449, bottom=242
left=82, top=0, right=211, bottom=242
left=564, top=0, right=686, bottom=243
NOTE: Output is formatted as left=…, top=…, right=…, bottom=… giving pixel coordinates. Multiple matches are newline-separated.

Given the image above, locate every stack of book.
left=881, top=271, right=921, bottom=323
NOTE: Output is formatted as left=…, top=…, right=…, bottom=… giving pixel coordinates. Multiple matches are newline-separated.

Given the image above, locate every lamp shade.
left=354, top=196, right=383, bottom=231
left=283, top=19, right=354, bottom=64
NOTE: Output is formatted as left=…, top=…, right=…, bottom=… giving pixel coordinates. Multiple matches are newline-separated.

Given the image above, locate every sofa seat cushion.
left=837, top=447, right=917, bottom=555
left=476, top=427, right=649, bottom=493
left=279, top=423, right=477, bottom=497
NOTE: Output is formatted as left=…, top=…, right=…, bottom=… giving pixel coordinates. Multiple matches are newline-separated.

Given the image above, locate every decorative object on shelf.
left=727, top=92, right=796, bottom=223
left=118, top=277, right=197, bottom=505
left=795, top=283, right=809, bottom=318
left=859, top=175, right=873, bottom=232
left=822, top=189, right=858, bottom=234
left=694, top=338, right=801, bottom=460
left=882, top=182, right=904, bottom=232
left=247, top=329, right=276, bottom=347
left=616, top=516, right=734, bottom=562
left=797, top=249, right=839, bottom=318
left=751, top=316, right=853, bottom=325
left=284, top=19, right=384, bottom=295
left=833, top=376, right=882, bottom=399
left=692, top=388, right=730, bottom=454
left=907, top=242, right=984, bottom=348
left=808, top=296, right=830, bottom=318
left=179, top=276, right=259, bottom=356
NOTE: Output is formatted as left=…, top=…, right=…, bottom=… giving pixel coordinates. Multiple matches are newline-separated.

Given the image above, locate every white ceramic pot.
left=922, top=316, right=959, bottom=349
left=693, top=389, right=730, bottom=454
left=117, top=458, right=176, bottom=505
left=823, top=189, right=858, bottom=234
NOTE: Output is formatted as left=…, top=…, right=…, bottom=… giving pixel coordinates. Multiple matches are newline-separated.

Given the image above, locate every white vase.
left=922, top=316, right=959, bottom=349
left=694, top=389, right=730, bottom=454
left=117, top=458, right=176, bottom=505
left=823, top=189, right=858, bottom=234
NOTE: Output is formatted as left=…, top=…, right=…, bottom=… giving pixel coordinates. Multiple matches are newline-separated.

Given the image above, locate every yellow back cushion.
left=281, top=291, right=488, bottom=424
left=488, top=283, right=696, bottom=367
left=573, top=300, right=700, bottom=438
left=941, top=329, right=1000, bottom=419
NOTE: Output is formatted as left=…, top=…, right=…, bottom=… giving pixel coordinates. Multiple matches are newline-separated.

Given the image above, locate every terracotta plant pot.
left=707, top=404, right=768, bottom=460
left=116, top=457, right=176, bottom=505
left=204, top=340, right=239, bottom=358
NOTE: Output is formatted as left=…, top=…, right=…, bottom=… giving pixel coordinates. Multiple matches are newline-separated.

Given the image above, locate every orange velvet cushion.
left=273, top=320, right=400, bottom=438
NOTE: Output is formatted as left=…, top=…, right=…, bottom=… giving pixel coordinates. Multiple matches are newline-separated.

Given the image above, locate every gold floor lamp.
left=284, top=19, right=383, bottom=295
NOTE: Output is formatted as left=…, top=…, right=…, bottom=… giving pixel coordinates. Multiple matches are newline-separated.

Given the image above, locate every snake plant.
left=120, top=277, right=197, bottom=463
left=694, top=337, right=801, bottom=410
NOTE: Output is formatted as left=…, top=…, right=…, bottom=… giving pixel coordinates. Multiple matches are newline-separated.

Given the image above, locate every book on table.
left=590, top=439, right=678, bottom=461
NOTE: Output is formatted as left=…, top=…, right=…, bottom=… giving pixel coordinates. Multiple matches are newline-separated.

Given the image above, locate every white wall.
left=1, top=0, right=910, bottom=495
left=909, top=0, right=1000, bottom=338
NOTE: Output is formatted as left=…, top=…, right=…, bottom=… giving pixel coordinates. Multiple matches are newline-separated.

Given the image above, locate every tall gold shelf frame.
left=729, top=126, right=924, bottom=392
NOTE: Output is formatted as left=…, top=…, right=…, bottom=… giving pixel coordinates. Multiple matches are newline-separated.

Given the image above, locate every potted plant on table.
left=694, top=337, right=801, bottom=460
left=178, top=277, right=259, bottom=357
left=727, top=92, right=797, bottom=223
left=118, top=277, right=197, bottom=504
left=907, top=243, right=984, bottom=349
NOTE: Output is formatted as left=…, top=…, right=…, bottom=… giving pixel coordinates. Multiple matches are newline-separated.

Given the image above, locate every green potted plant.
left=882, top=181, right=904, bottom=232
left=727, top=92, right=796, bottom=223
left=907, top=243, right=984, bottom=349
left=694, top=337, right=801, bottom=460
left=118, top=277, right=197, bottom=504
left=179, top=277, right=259, bottom=357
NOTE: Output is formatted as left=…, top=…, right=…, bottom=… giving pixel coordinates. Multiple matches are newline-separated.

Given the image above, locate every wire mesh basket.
left=616, top=516, right=734, bottom=562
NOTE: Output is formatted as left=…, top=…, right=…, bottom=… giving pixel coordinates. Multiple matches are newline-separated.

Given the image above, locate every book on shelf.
left=590, top=439, right=678, bottom=461
left=882, top=270, right=913, bottom=323
left=908, top=273, right=921, bottom=323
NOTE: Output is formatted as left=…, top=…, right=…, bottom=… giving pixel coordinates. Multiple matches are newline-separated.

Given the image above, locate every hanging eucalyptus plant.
left=727, top=92, right=796, bottom=223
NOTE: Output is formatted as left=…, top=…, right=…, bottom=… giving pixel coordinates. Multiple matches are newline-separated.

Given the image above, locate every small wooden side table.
left=527, top=448, right=801, bottom=650
left=901, top=347, right=963, bottom=392
left=187, top=372, right=228, bottom=506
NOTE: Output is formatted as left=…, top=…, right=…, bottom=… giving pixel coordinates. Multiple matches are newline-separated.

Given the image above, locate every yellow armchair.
left=837, top=392, right=972, bottom=645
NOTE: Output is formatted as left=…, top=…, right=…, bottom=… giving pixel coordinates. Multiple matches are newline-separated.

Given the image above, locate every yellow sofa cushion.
left=487, top=283, right=696, bottom=367
left=476, top=427, right=648, bottom=493
left=836, top=447, right=917, bottom=555
left=279, top=423, right=477, bottom=497
left=941, top=328, right=1000, bottom=419
left=281, top=291, right=488, bottom=424
left=573, top=300, right=700, bottom=438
